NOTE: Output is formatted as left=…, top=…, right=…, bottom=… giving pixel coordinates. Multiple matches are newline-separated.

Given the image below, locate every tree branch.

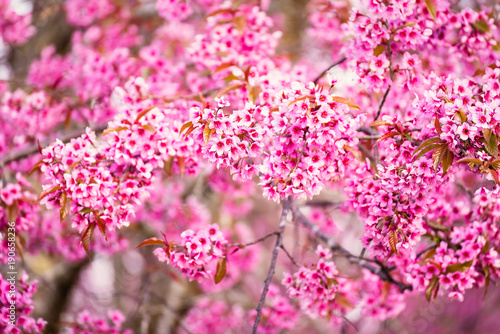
left=252, top=198, right=291, bottom=334
left=227, top=231, right=279, bottom=249
left=0, top=124, right=108, bottom=166
left=313, top=57, right=347, bottom=85
left=291, top=205, right=412, bottom=292
left=374, top=85, right=391, bottom=121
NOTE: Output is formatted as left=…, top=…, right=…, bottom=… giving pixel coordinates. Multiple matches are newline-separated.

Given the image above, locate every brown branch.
left=0, top=124, right=108, bottom=166
left=374, top=85, right=392, bottom=121
left=252, top=198, right=291, bottom=334
left=313, top=57, right=347, bottom=85
left=227, top=231, right=279, bottom=249
left=291, top=205, right=412, bottom=292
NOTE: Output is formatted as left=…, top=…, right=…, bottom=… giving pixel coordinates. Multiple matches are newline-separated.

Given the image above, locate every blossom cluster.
left=154, top=224, right=227, bottom=281
left=0, top=0, right=35, bottom=45
left=67, top=309, right=131, bottom=334
left=0, top=272, right=46, bottom=333
left=259, top=81, right=364, bottom=201
left=282, top=245, right=353, bottom=325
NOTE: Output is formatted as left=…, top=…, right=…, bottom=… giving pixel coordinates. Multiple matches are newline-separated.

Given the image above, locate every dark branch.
left=252, top=198, right=291, bottom=334
left=227, top=231, right=279, bottom=248
left=374, top=85, right=392, bottom=121
left=0, top=124, right=108, bottom=167
left=313, top=57, right=347, bottom=85
left=291, top=205, right=412, bottom=292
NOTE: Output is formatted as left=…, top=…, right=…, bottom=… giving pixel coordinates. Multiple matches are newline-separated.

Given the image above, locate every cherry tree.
left=1, top=0, right=500, bottom=332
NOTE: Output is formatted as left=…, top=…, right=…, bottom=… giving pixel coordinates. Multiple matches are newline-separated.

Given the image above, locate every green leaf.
left=424, top=0, right=437, bottom=20
left=214, top=257, right=227, bottom=284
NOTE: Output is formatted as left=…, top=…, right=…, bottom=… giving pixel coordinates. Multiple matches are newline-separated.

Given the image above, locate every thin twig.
left=0, top=124, right=108, bottom=166
left=227, top=231, right=279, bottom=248
left=252, top=198, right=291, bottom=334
left=374, top=85, right=391, bottom=121
left=302, top=200, right=343, bottom=208
left=291, top=205, right=412, bottom=292
left=280, top=244, right=300, bottom=267
left=313, top=57, right=347, bottom=85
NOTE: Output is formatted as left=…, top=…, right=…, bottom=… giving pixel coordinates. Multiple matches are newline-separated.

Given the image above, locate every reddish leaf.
left=6, top=202, right=19, bottom=222
left=456, top=157, right=483, bottom=165
left=445, top=260, right=473, bottom=273
left=331, top=96, right=361, bottom=110
left=425, top=276, right=439, bottom=302
left=214, top=83, right=245, bottom=99
left=59, top=192, right=70, bottom=221
left=203, top=123, right=212, bottom=145
left=287, top=95, right=314, bottom=108
left=373, top=45, right=387, bottom=57
left=135, top=106, right=156, bottom=123
left=484, top=133, right=498, bottom=158
left=432, top=145, right=445, bottom=171
left=102, top=126, right=128, bottom=136
left=37, top=185, right=61, bottom=202
left=182, top=125, right=196, bottom=139
left=389, top=230, right=398, bottom=255
left=424, top=0, right=437, bottom=20
left=81, top=223, right=95, bottom=260
left=434, top=115, right=442, bottom=135
left=441, top=149, right=454, bottom=175
left=29, top=159, right=45, bottom=175
left=96, top=215, right=108, bottom=241
left=343, top=145, right=361, bottom=161
left=163, top=156, right=175, bottom=176
left=214, top=257, right=227, bottom=284
left=490, top=169, right=500, bottom=185
left=369, top=119, right=392, bottom=127
left=413, top=137, right=443, bottom=157
left=37, top=139, right=43, bottom=155
left=15, top=235, right=24, bottom=262
left=179, top=121, right=193, bottom=135
left=413, top=143, right=442, bottom=161
left=376, top=131, right=399, bottom=144
left=136, top=237, right=166, bottom=248
left=177, top=156, right=186, bottom=178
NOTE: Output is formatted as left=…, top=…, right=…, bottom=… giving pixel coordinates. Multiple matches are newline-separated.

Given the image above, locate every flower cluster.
left=0, top=272, right=46, bottom=333
left=282, top=245, right=353, bottom=325
left=259, top=81, right=364, bottom=201
left=154, top=224, right=227, bottom=281
left=67, top=309, right=131, bottom=334
left=64, top=0, right=115, bottom=27
left=187, top=97, right=268, bottom=180
left=0, top=0, right=35, bottom=45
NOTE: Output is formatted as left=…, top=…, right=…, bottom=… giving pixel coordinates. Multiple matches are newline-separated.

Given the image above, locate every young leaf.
left=441, top=149, right=454, bottom=175
left=472, top=19, right=490, bottom=34
left=179, top=121, right=194, bottom=136
left=59, top=191, right=70, bottom=221
left=369, top=119, right=392, bottom=128
left=163, top=156, right=175, bottom=176
left=482, top=128, right=492, bottom=144
left=373, top=45, right=387, bottom=57
left=490, top=169, right=500, bottom=185
left=136, top=237, right=166, bottom=248
left=135, top=106, right=156, bottom=123
left=203, top=123, right=212, bottom=145
left=376, top=131, right=399, bottom=144
left=434, top=115, right=442, bottom=135
left=177, top=156, right=186, bottom=178
left=445, top=260, right=473, bottom=273
left=102, top=126, right=128, bottom=136
left=414, top=143, right=442, bottom=161
left=37, top=139, right=43, bottom=155
left=432, top=144, right=445, bottom=171
left=484, top=134, right=498, bottom=158
left=456, top=157, right=483, bottom=165
left=424, top=0, right=437, bottom=20
left=96, top=215, right=107, bottom=241
left=29, top=159, right=45, bottom=175
left=413, top=137, right=443, bottom=157
left=81, top=223, right=95, bottom=260
left=331, top=96, right=361, bottom=110
left=214, top=256, right=227, bottom=284
left=425, top=276, right=439, bottom=302
left=38, top=185, right=61, bottom=202
left=389, top=230, right=398, bottom=255
left=214, top=83, right=244, bottom=99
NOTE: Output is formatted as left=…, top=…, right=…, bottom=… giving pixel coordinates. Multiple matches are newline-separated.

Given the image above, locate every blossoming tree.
left=1, top=0, right=500, bottom=332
